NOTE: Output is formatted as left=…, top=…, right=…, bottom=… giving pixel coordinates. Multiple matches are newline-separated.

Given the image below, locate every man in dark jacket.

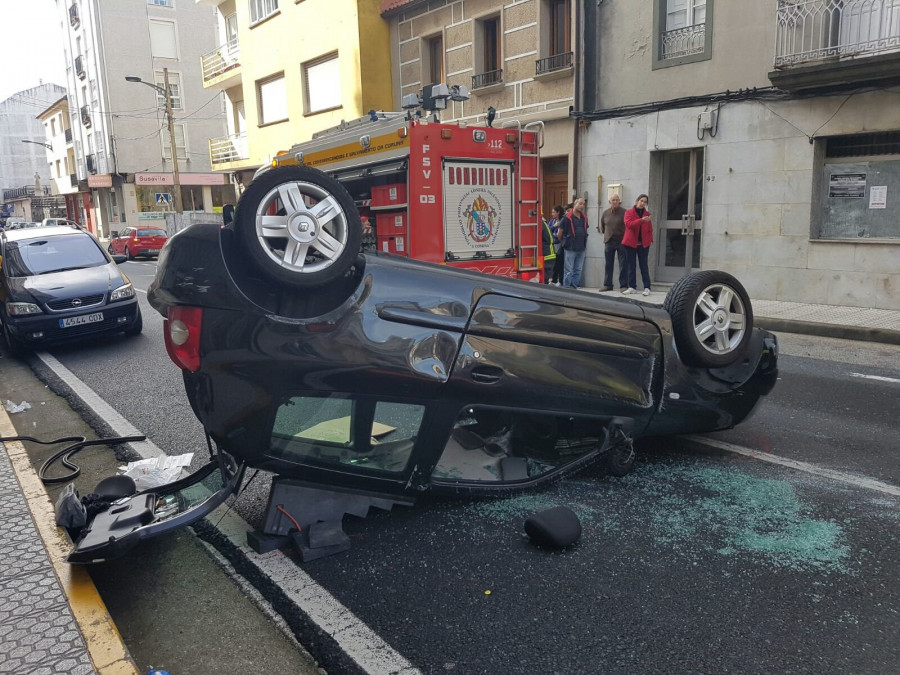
left=599, top=194, right=627, bottom=292
left=559, top=197, right=588, bottom=289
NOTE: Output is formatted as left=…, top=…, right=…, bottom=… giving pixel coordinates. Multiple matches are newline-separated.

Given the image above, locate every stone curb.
left=0, top=407, right=139, bottom=675
left=755, top=318, right=900, bottom=346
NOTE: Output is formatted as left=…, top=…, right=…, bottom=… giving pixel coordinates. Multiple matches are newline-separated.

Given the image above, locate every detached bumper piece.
left=67, top=456, right=244, bottom=564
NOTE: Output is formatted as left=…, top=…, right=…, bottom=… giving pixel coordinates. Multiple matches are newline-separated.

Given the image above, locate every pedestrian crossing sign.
left=156, top=193, right=172, bottom=206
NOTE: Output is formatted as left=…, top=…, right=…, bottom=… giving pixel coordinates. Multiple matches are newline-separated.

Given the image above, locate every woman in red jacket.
left=622, top=194, right=654, bottom=296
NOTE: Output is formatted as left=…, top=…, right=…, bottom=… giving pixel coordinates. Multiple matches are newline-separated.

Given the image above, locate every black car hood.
left=8, top=264, right=124, bottom=303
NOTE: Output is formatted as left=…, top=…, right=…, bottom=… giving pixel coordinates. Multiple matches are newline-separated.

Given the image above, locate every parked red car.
left=107, top=226, right=168, bottom=260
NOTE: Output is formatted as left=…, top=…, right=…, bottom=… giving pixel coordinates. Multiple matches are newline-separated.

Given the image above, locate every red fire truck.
left=262, top=110, right=545, bottom=282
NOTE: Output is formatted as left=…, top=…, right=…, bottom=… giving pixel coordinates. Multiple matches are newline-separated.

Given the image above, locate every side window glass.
left=433, top=407, right=605, bottom=483
left=269, top=395, right=424, bottom=474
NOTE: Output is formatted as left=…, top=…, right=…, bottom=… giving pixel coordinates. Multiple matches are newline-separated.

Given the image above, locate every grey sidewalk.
left=580, top=285, right=900, bottom=345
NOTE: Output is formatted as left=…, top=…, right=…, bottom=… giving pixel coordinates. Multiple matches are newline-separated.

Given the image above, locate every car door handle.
left=470, top=366, right=502, bottom=384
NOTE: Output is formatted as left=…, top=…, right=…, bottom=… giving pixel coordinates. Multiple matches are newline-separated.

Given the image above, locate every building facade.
left=381, top=0, right=578, bottom=218
left=36, top=95, right=82, bottom=224
left=199, top=0, right=394, bottom=187
left=55, top=0, right=233, bottom=237
left=578, top=0, right=899, bottom=310
left=0, top=84, right=68, bottom=194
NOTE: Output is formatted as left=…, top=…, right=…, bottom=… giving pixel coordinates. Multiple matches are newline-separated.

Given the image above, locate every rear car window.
left=4, top=234, right=109, bottom=277
left=269, top=395, right=424, bottom=473
left=137, top=229, right=167, bottom=237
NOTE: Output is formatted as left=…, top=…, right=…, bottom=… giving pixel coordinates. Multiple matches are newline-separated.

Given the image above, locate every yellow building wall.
left=237, top=0, right=393, bottom=165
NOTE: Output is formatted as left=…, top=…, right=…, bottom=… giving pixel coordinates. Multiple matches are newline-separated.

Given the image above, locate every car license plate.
left=60, top=312, right=104, bottom=328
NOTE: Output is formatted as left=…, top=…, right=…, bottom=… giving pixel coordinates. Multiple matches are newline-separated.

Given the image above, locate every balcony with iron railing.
left=80, top=105, right=91, bottom=128
left=69, top=3, right=79, bottom=27
left=660, top=24, right=706, bottom=60
left=770, top=0, right=900, bottom=90
left=535, top=51, right=574, bottom=77
left=86, top=154, right=96, bottom=174
left=70, top=173, right=78, bottom=188
left=65, top=128, right=73, bottom=143
left=209, top=133, right=250, bottom=169
left=472, top=69, right=503, bottom=91
left=75, top=55, right=85, bottom=80
left=201, top=38, right=242, bottom=88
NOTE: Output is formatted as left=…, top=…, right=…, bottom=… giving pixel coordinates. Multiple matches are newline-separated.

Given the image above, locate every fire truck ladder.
left=504, top=120, right=544, bottom=274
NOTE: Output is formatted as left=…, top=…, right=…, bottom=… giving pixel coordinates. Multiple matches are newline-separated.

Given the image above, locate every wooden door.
left=542, top=157, right=569, bottom=220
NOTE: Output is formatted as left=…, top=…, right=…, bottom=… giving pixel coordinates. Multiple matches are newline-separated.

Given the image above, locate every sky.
left=0, top=0, right=67, bottom=103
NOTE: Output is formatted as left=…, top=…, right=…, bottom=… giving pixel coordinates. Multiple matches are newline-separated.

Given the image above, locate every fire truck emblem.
left=464, top=196, right=496, bottom=244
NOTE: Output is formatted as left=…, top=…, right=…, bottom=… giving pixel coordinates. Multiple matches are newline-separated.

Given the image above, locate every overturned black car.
left=66, top=166, right=777, bottom=562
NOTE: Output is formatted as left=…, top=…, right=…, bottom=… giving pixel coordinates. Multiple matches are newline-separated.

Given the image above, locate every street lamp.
left=21, top=139, right=53, bottom=150
left=125, top=68, right=182, bottom=213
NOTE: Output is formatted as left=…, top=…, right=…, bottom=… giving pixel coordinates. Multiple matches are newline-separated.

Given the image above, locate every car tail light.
left=164, top=306, right=203, bottom=372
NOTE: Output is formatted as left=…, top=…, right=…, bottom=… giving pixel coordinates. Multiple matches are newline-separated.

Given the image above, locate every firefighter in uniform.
left=541, top=217, right=557, bottom=284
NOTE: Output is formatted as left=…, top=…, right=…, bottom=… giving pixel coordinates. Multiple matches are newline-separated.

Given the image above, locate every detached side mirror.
left=222, top=204, right=235, bottom=226
left=110, top=231, right=119, bottom=238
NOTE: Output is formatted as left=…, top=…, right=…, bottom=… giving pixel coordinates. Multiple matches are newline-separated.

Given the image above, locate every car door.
left=425, top=292, right=663, bottom=490
left=114, top=229, right=130, bottom=255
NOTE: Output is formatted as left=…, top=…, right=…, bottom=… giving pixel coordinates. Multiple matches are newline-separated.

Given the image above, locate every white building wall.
left=579, top=92, right=900, bottom=310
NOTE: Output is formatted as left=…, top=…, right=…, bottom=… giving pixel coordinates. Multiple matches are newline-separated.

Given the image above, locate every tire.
left=107, top=244, right=114, bottom=254
left=124, top=308, right=143, bottom=336
left=233, top=165, right=362, bottom=288
left=125, top=246, right=133, bottom=261
left=663, top=270, right=753, bottom=368
left=2, top=323, right=27, bottom=358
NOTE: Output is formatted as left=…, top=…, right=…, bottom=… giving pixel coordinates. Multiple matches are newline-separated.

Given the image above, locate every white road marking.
left=685, top=435, right=900, bottom=497
left=37, top=352, right=165, bottom=460
left=34, top=351, right=420, bottom=675
left=136, top=288, right=147, bottom=294
left=849, top=372, right=900, bottom=384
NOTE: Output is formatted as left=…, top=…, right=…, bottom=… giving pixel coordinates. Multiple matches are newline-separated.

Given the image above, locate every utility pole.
left=163, top=68, right=182, bottom=214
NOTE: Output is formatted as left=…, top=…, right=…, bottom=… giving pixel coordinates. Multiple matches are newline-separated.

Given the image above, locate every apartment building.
left=0, top=84, right=68, bottom=194
left=199, top=0, right=394, bottom=187
left=36, top=95, right=82, bottom=222
left=576, top=0, right=899, bottom=310
left=55, top=0, right=232, bottom=237
left=381, top=0, right=577, bottom=216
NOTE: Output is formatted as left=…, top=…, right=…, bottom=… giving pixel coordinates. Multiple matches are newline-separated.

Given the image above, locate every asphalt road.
left=23, top=260, right=900, bottom=673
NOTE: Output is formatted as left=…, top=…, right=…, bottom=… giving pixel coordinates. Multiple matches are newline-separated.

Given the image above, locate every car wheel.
left=107, top=244, right=114, bottom=254
left=125, top=246, right=133, bottom=261
left=663, top=270, right=754, bottom=368
left=124, top=308, right=143, bottom=336
left=233, top=165, right=362, bottom=288
left=2, top=323, right=27, bottom=358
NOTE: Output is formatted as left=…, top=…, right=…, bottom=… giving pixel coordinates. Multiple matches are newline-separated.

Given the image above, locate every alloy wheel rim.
left=254, top=180, right=350, bottom=274
left=692, top=283, right=747, bottom=355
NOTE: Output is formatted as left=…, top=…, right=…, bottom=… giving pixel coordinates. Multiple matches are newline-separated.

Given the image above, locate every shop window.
left=180, top=185, right=204, bottom=212
left=815, top=132, right=900, bottom=239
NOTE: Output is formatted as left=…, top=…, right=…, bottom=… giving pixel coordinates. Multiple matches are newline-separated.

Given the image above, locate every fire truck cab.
left=252, top=106, right=545, bottom=284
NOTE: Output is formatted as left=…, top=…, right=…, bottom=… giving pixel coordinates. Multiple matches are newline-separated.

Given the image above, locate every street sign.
left=156, top=193, right=172, bottom=206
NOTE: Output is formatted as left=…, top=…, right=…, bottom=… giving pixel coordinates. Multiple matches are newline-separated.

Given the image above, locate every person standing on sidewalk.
left=548, top=205, right=566, bottom=286
left=622, top=194, right=654, bottom=296
left=559, top=197, right=589, bottom=289
left=599, top=194, right=627, bottom=292
left=540, top=216, right=557, bottom=284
